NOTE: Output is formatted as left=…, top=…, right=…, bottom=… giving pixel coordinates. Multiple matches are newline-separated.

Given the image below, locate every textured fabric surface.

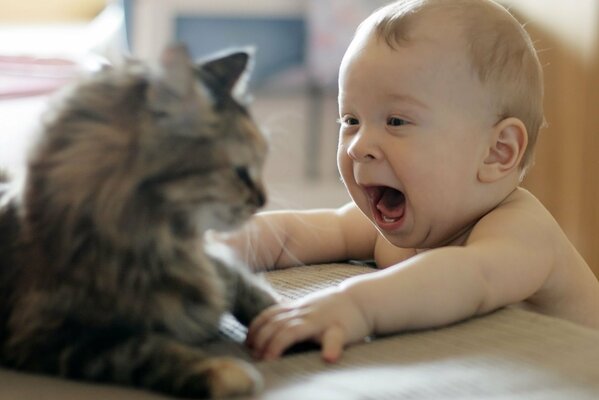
left=2, top=263, right=599, bottom=399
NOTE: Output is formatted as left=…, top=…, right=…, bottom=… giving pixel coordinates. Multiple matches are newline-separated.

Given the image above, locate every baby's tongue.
left=375, top=187, right=405, bottom=218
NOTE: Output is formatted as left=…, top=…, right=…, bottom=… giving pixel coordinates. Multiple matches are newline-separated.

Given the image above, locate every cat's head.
left=26, top=44, right=267, bottom=245
left=137, top=45, right=268, bottom=233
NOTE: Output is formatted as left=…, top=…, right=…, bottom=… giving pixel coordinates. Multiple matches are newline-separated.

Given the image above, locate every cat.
left=0, top=44, right=277, bottom=398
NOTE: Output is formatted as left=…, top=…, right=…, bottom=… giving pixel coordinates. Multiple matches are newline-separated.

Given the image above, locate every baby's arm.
left=247, top=201, right=556, bottom=360
left=216, top=202, right=378, bottom=271
left=345, top=238, right=552, bottom=335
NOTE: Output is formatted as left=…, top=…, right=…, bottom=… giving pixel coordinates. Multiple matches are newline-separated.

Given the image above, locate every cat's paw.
left=184, top=357, right=263, bottom=398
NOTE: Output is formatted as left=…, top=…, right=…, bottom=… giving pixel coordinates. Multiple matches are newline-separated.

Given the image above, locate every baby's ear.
left=477, top=117, right=528, bottom=183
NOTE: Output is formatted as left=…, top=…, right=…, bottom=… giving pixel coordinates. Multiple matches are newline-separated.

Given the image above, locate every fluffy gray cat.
left=0, top=44, right=276, bottom=398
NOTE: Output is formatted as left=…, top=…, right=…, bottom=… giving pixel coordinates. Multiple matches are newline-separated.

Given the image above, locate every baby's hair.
left=358, top=0, right=545, bottom=176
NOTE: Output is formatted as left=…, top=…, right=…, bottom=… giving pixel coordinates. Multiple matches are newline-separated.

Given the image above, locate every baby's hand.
left=245, top=287, right=371, bottom=363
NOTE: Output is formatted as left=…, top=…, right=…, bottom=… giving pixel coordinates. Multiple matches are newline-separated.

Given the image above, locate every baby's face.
left=337, top=24, right=499, bottom=249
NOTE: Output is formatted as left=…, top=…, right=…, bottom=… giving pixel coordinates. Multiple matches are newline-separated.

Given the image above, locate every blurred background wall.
left=1, top=0, right=597, bottom=276
left=0, top=0, right=106, bottom=21
left=501, top=1, right=599, bottom=274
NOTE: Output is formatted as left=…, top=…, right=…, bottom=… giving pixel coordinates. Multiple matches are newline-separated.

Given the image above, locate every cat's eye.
left=150, top=109, right=169, bottom=119
left=235, top=167, right=253, bottom=187
left=235, top=166, right=265, bottom=207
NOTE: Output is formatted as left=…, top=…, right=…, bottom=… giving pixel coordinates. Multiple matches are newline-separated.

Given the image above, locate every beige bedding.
left=2, top=263, right=599, bottom=399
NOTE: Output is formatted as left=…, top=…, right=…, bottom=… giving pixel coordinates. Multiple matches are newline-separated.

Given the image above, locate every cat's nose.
left=252, top=184, right=266, bottom=208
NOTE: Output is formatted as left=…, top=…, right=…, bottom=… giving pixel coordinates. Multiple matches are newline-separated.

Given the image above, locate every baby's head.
left=345, top=0, right=544, bottom=175
left=337, top=0, right=544, bottom=248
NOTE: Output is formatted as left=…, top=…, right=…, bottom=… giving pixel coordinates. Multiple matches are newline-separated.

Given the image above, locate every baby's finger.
left=262, top=319, right=316, bottom=360
left=247, top=305, right=287, bottom=346
left=321, top=325, right=345, bottom=363
left=248, top=312, right=294, bottom=357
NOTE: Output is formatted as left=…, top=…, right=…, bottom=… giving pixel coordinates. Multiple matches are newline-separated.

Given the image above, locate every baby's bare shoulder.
left=480, top=188, right=599, bottom=328
left=471, top=187, right=578, bottom=277
left=472, top=187, right=561, bottom=242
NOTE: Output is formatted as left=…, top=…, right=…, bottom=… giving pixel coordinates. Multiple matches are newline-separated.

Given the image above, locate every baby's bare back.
left=500, top=189, right=599, bottom=329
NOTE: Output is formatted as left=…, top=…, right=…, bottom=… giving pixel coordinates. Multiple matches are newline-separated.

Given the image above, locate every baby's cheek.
left=336, top=163, right=354, bottom=191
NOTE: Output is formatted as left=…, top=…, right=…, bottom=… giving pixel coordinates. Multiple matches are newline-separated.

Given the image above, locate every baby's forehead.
left=384, top=8, right=468, bottom=49
left=356, top=16, right=470, bottom=70
left=341, top=18, right=496, bottom=116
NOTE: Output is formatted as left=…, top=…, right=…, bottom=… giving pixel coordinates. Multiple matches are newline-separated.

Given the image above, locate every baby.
left=224, top=0, right=599, bottom=362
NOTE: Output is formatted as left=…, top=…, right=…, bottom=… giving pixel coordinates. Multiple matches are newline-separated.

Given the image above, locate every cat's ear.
left=198, top=49, right=253, bottom=96
left=157, top=44, right=195, bottom=97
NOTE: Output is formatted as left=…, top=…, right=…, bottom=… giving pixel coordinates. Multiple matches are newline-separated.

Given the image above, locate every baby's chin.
left=369, top=217, right=433, bottom=250
left=377, top=228, right=418, bottom=249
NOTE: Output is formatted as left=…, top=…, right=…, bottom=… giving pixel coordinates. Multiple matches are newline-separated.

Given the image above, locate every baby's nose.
left=347, top=131, right=381, bottom=162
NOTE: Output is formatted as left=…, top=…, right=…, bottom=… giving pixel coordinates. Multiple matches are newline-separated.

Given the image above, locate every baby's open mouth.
left=365, top=186, right=406, bottom=225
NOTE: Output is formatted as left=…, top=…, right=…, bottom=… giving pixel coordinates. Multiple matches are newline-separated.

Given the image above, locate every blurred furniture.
left=126, top=0, right=306, bottom=86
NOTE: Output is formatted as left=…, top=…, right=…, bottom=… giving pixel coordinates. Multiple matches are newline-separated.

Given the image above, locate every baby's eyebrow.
left=386, top=93, right=429, bottom=110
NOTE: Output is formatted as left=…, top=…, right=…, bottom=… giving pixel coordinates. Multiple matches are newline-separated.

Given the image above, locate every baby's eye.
left=338, top=116, right=360, bottom=126
left=387, top=117, right=408, bottom=126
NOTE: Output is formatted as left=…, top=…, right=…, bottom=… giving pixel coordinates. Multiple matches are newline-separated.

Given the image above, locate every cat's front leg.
left=212, top=257, right=277, bottom=326
left=64, top=332, right=262, bottom=398
left=231, top=270, right=278, bottom=326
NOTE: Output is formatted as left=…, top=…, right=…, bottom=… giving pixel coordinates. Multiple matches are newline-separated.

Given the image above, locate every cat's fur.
left=0, top=45, right=276, bottom=398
